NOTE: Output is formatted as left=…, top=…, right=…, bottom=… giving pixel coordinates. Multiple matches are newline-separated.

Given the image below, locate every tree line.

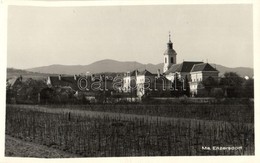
left=168, top=72, right=254, bottom=98
left=6, top=72, right=254, bottom=104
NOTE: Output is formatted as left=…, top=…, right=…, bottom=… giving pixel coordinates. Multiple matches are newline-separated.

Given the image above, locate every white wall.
left=123, top=76, right=131, bottom=93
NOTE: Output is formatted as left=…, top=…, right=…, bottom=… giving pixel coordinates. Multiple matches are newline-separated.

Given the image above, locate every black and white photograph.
left=1, top=0, right=259, bottom=162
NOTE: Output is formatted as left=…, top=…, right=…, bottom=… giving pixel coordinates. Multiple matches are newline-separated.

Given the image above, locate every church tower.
left=163, top=32, right=177, bottom=73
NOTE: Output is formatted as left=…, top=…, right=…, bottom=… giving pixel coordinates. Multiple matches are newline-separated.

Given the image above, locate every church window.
left=171, top=57, right=174, bottom=63
left=165, top=58, right=167, bottom=63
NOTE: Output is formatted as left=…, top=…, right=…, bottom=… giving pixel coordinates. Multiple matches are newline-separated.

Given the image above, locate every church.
left=163, top=32, right=219, bottom=96
left=122, top=32, right=219, bottom=97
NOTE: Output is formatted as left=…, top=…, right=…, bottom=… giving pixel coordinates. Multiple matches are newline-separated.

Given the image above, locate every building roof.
left=7, top=77, right=24, bottom=89
left=130, top=70, right=138, bottom=77
left=191, top=63, right=218, bottom=72
left=7, top=77, right=19, bottom=87
left=48, top=74, right=115, bottom=91
left=164, top=49, right=177, bottom=55
left=125, top=70, right=156, bottom=77
left=48, top=75, right=83, bottom=91
left=166, top=64, right=181, bottom=73
left=124, top=70, right=138, bottom=77
left=138, top=70, right=156, bottom=76
left=155, top=75, right=171, bottom=82
left=165, top=61, right=203, bottom=74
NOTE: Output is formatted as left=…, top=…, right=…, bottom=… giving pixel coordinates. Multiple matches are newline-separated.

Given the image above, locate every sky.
left=7, top=4, right=253, bottom=69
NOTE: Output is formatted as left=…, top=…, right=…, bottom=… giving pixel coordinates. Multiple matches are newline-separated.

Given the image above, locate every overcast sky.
left=7, top=4, right=253, bottom=69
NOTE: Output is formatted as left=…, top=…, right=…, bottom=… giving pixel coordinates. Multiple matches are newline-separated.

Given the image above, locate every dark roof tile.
left=165, top=61, right=203, bottom=74
left=138, top=70, right=156, bottom=76
left=191, top=63, right=218, bottom=72
left=49, top=76, right=83, bottom=91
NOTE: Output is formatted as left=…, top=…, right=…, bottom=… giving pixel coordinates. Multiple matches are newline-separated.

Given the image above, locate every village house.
left=189, top=63, right=219, bottom=96
left=122, top=70, right=138, bottom=94
left=47, top=75, right=80, bottom=91
left=46, top=73, right=115, bottom=103
left=123, top=69, right=172, bottom=98
left=136, top=70, right=157, bottom=97
left=136, top=70, right=172, bottom=98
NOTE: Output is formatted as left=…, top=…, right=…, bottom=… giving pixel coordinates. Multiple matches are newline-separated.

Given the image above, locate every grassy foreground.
left=5, top=135, right=78, bottom=158
left=5, top=104, right=254, bottom=157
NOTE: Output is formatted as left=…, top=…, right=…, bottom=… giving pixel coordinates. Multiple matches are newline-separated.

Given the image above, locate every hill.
left=25, top=59, right=253, bottom=77
left=7, top=68, right=56, bottom=80
left=212, top=64, right=253, bottom=78
left=26, top=60, right=143, bottom=75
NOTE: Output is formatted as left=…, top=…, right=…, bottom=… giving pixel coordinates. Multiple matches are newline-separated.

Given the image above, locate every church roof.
left=164, top=61, right=203, bottom=75
left=164, top=49, right=177, bottom=55
left=166, top=64, right=181, bottom=73
left=191, top=63, right=218, bottom=72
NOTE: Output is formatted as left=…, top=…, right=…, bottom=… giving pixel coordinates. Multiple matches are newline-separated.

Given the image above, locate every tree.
left=40, top=87, right=55, bottom=104
left=171, top=73, right=183, bottom=97
left=211, top=88, right=224, bottom=99
left=219, top=72, right=244, bottom=97
left=202, top=76, right=218, bottom=96
left=6, top=80, right=12, bottom=103
left=242, top=78, right=254, bottom=98
left=183, top=75, right=190, bottom=97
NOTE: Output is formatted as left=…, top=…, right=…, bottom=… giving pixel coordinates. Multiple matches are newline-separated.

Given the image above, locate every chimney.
left=157, top=69, right=161, bottom=77
left=58, top=75, right=61, bottom=80
left=74, top=74, right=77, bottom=80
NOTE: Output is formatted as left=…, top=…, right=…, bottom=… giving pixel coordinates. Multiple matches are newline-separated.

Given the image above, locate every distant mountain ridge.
left=7, top=68, right=55, bottom=80
left=25, top=59, right=253, bottom=77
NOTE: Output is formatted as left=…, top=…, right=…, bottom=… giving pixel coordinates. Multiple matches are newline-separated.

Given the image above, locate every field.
left=5, top=103, right=254, bottom=157
left=5, top=135, right=78, bottom=158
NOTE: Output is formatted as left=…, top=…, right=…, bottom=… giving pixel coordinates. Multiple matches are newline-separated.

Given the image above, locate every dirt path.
left=7, top=104, right=253, bottom=127
left=5, top=135, right=79, bottom=158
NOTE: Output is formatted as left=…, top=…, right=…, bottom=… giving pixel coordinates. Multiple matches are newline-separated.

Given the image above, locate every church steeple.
left=169, top=31, right=171, bottom=42
left=163, top=31, right=177, bottom=73
left=167, top=31, right=173, bottom=49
